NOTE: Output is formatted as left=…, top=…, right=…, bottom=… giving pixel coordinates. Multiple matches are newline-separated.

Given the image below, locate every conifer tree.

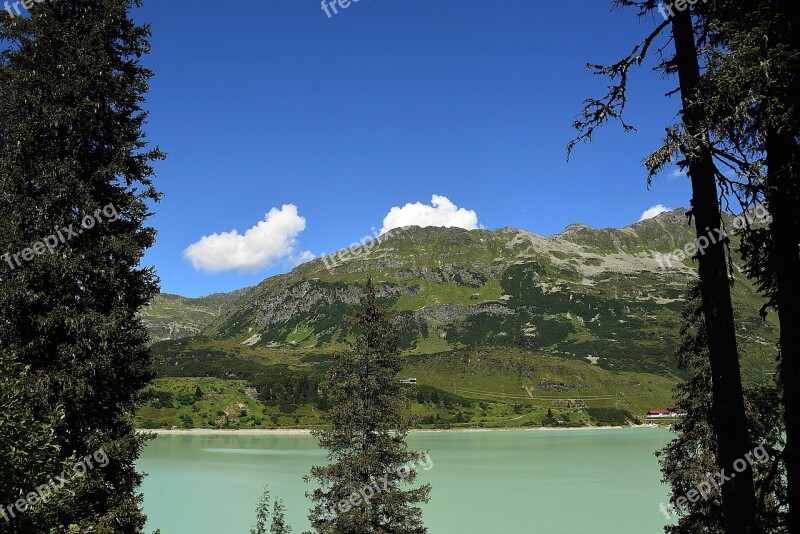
left=657, top=285, right=787, bottom=533
left=542, top=407, right=556, bottom=427
left=666, top=11, right=759, bottom=530
left=0, top=0, right=163, bottom=530
left=306, top=279, right=430, bottom=534
left=689, top=2, right=800, bottom=526
left=270, top=500, right=291, bottom=534
left=0, top=353, right=63, bottom=532
left=251, top=488, right=271, bottom=534
left=569, top=3, right=764, bottom=530
left=251, top=488, right=291, bottom=534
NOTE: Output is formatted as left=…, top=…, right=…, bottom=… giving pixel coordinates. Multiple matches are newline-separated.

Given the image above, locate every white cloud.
left=380, top=195, right=480, bottom=234
left=639, top=204, right=672, bottom=222
left=184, top=204, right=313, bottom=274
left=669, top=168, right=687, bottom=180
left=289, top=250, right=316, bottom=266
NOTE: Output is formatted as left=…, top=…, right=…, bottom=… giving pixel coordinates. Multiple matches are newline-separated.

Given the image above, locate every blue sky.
left=133, top=0, right=690, bottom=297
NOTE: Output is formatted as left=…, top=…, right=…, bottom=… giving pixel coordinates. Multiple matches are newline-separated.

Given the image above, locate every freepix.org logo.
left=2, top=449, right=110, bottom=523
left=2, top=204, right=118, bottom=272
left=657, top=0, right=708, bottom=20
left=320, top=0, right=366, bottom=19
left=321, top=452, right=433, bottom=521
left=4, top=0, right=54, bottom=18
left=320, top=227, right=405, bottom=272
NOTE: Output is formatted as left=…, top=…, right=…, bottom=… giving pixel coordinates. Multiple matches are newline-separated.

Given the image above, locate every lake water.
left=138, top=428, right=673, bottom=534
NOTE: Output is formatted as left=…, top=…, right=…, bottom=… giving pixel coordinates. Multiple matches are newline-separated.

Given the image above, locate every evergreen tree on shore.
left=0, top=353, right=64, bottom=532
left=569, top=2, right=773, bottom=529
left=690, top=2, right=800, bottom=526
left=0, top=1, right=163, bottom=530
left=657, top=285, right=787, bottom=533
left=306, top=279, right=430, bottom=534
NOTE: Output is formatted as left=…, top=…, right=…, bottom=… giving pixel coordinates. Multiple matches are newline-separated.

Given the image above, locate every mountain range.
left=137, top=209, right=778, bottom=428
left=143, top=208, right=777, bottom=376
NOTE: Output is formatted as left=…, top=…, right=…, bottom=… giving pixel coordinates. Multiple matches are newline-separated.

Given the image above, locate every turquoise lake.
left=138, top=428, right=673, bottom=533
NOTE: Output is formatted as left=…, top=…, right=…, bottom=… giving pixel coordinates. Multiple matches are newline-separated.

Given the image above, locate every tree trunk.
left=765, top=128, right=800, bottom=531
left=763, top=1, right=800, bottom=528
left=670, top=10, right=761, bottom=534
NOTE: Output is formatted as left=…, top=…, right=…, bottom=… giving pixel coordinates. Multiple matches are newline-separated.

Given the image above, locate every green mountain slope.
left=140, top=288, right=253, bottom=342
left=139, top=210, right=778, bottom=429
left=191, top=210, right=776, bottom=377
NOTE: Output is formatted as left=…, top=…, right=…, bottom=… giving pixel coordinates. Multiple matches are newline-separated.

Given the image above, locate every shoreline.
left=137, top=424, right=665, bottom=436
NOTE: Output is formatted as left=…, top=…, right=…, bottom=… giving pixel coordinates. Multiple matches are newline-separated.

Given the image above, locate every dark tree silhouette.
left=0, top=0, right=163, bottom=530
left=306, top=279, right=430, bottom=534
